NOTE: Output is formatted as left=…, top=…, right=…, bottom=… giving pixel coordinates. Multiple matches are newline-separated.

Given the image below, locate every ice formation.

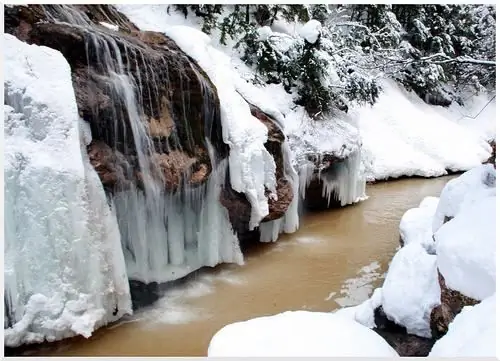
left=381, top=242, right=441, bottom=338
left=4, top=33, right=132, bottom=347
left=334, top=287, right=383, bottom=329
left=41, top=5, right=245, bottom=284
left=208, top=311, right=399, bottom=357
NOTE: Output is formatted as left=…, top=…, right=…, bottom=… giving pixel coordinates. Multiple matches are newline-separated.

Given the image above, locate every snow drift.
left=4, top=34, right=132, bottom=347
left=429, top=294, right=496, bottom=357
left=207, top=311, right=398, bottom=357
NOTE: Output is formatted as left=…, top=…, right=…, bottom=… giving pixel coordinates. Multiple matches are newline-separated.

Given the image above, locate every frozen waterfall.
left=4, top=34, right=132, bottom=347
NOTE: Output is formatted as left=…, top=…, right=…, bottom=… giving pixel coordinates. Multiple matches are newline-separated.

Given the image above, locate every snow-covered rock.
left=432, top=163, right=495, bottom=233
left=208, top=311, right=398, bottom=357
left=4, top=33, right=131, bottom=347
left=381, top=243, right=441, bottom=338
left=299, top=19, right=322, bottom=44
left=429, top=294, right=496, bottom=357
left=335, top=287, right=383, bottom=328
left=399, top=196, right=439, bottom=251
left=435, top=193, right=496, bottom=301
left=150, top=25, right=278, bottom=230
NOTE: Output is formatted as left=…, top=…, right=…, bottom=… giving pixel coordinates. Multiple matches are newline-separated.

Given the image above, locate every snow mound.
left=299, top=19, right=322, bottom=44
left=335, top=288, right=383, bottom=329
left=356, top=80, right=492, bottom=181
left=432, top=164, right=496, bottom=233
left=399, top=196, right=439, bottom=251
left=435, top=193, right=496, bottom=301
left=208, top=311, right=398, bottom=357
left=381, top=243, right=441, bottom=338
left=429, top=294, right=496, bottom=357
left=4, top=34, right=131, bottom=347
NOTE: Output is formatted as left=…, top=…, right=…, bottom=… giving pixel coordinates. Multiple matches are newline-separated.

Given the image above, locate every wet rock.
left=487, top=140, right=496, bottom=167
left=220, top=104, right=294, bottom=243
left=373, top=306, right=436, bottom=356
left=5, top=4, right=227, bottom=193
left=429, top=272, right=479, bottom=339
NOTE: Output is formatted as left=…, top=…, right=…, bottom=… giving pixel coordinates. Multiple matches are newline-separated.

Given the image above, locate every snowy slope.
left=4, top=34, right=132, bottom=347
left=207, top=311, right=398, bottom=357
left=353, top=80, right=493, bottom=181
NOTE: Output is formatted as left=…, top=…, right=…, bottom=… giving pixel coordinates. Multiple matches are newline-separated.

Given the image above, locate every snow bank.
left=299, top=19, right=322, bottom=44
left=208, top=311, right=398, bottom=357
left=335, top=287, right=383, bottom=328
left=355, top=80, right=492, bottom=181
left=4, top=34, right=131, bottom=347
left=381, top=243, right=441, bottom=338
left=429, top=294, right=496, bottom=357
left=435, top=193, right=496, bottom=301
left=399, top=196, right=439, bottom=251
left=432, top=164, right=495, bottom=233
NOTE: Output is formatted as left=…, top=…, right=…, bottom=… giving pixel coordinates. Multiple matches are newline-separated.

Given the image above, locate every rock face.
left=5, top=4, right=295, bottom=267
left=220, top=103, right=294, bottom=245
left=5, top=4, right=227, bottom=193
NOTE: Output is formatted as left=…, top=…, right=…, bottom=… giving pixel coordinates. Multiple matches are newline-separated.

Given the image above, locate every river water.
left=13, top=176, right=454, bottom=356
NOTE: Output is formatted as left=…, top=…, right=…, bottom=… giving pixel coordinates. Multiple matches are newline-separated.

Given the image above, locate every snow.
left=432, top=164, right=495, bottom=233
left=116, top=6, right=494, bottom=186
left=335, top=287, right=383, bottom=329
left=207, top=311, right=398, bottom=357
left=99, top=21, right=119, bottom=31
left=4, top=34, right=132, bottom=347
left=399, top=196, right=439, bottom=252
left=355, top=80, right=492, bottom=181
left=435, top=192, right=496, bottom=301
left=429, top=294, right=496, bottom=357
left=299, top=19, right=322, bottom=44
left=381, top=242, right=441, bottom=338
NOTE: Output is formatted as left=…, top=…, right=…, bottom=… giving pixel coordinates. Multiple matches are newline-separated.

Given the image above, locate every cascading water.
left=42, top=5, right=243, bottom=285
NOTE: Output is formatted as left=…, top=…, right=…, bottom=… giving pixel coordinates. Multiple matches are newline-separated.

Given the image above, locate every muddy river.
left=12, top=176, right=454, bottom=356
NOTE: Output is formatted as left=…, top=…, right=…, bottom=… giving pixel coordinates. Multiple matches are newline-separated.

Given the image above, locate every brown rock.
left=430, top=272, right=479, bottom=339
left=6, top=4, right=228, bottom=192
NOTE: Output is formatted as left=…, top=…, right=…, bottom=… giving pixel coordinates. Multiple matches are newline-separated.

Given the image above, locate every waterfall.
left=42, top=5, right=243, bottom=284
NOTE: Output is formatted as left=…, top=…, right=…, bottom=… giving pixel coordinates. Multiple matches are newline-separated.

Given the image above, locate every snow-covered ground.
left=207, top=311, right=398, bottom=357
left=4, top=34, right=132, bottom=347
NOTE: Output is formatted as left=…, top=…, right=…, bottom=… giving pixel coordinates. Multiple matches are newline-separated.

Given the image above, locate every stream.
left=11, top=176, right=455, bottom=356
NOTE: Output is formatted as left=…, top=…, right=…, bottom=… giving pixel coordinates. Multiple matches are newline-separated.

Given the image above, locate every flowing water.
left=13, top=175, right=454, bottom=357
